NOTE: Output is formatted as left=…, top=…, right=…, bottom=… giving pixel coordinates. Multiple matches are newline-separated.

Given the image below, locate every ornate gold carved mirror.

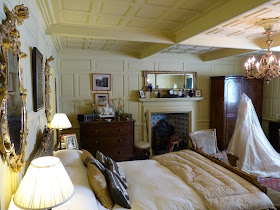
left=143, top=71, right=197, bottom=90
left=0, top=5, right=29, bottom=172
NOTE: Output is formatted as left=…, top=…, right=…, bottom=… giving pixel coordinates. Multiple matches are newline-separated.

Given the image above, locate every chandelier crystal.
left=245, top=18, right=280, bottom=82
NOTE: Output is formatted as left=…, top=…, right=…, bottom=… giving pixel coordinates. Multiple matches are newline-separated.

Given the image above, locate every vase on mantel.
left=188, top=89, right=193, bottom=97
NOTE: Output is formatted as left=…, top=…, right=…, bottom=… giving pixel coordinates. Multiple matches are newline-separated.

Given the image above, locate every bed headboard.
left=33, top=128, right=55, bottom=159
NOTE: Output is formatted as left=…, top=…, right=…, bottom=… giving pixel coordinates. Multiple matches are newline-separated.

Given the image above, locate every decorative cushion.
left=213, top=151, right=230, bottom=165
left=189, top=129, right=218, bottom=155
left=54, top=150, right=84, bottom=168
left=106, top=157, right=128, bottom=188
left=87, top=163, right=114, bottom=209
left=96, top=150, right=108, bottom=166
left=82, top=149, right=94, bottom=166
left=87, top=156, right=106, bottom=173
left=105, top=168, right=131, bottom=209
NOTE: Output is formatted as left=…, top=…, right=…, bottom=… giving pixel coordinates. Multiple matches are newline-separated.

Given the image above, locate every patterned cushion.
left=87, top=156, right=106, bottom=173
left=189, top=129, right=218, bottom=155
left=87, top=163, right=114, bottom=209
left=96, top=150, right=108, bottom=166
left=105, top=168, right=131, bottom=209
left=106, top=157, right=128, bottom=188
left=82, top=149, right=94, bottom=166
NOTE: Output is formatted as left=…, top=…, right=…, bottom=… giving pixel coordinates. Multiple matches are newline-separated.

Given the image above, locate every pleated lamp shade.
left=13, top=156, right=74, bottom=209
left=49, top=113, right=72, bottom=129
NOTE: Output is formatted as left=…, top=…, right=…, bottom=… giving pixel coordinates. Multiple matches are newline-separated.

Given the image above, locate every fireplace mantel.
left=139, top=97, right=203, bottom=103
left=139, top=97, right=204, bottom=154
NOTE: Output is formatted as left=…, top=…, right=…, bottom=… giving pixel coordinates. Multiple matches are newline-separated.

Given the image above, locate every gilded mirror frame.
left=0, top=5, right=29, bottom=172
left=143, top=71, right=197, bottom=91
left=45, top=56, right=54, bottom=125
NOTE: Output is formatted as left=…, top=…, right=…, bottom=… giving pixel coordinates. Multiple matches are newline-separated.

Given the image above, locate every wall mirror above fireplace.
left=0, top=5, right=29, bottom=173
left=143, top=71, right=197, bottom=90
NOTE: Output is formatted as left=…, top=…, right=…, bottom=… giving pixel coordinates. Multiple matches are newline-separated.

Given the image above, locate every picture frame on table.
left=95, top=93, right=109, bottom=106
left=92, top=73, right=111, bottom=91
left=32, top=47, right=44, bottom=112
left=195, top=89, right=201, bottom=97
left=139, top=90, right=145, bottom=98
left=64, top=134, right=78, bottom=150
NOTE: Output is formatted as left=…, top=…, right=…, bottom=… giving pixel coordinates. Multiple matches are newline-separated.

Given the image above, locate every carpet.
left=257, top=177, right=280, bottom=192
left=257, top=177, right=280, bottom=208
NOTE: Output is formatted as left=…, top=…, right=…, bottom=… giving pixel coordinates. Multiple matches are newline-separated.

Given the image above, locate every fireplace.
left=139, top=97, right=203, bottom=155
left=151, top=113, right=189, bottom=155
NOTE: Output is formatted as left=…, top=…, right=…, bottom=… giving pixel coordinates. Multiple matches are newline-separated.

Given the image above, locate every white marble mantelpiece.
left=139, top=97, right=204, bottom=154
left=139, top=97, right=203, bottom=103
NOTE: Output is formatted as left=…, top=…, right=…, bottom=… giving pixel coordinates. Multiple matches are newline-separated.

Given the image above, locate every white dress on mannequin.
left=227, top=93, right=280, bottom=178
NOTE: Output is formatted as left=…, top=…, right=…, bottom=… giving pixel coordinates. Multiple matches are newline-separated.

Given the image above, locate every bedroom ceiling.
left=41, top=0, right=280, bottom=60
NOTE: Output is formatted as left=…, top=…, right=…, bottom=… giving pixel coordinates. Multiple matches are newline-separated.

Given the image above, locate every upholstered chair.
left=189, top=129, right=239, bottom=166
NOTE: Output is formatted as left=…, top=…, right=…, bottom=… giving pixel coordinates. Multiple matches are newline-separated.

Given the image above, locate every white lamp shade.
left=13, top=156, right=74, bottom=209
left=49, top=113, right=72, bottom=129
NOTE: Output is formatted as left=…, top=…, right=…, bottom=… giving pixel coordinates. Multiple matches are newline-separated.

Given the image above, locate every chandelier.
left=245, top=18, right=280, bottom=82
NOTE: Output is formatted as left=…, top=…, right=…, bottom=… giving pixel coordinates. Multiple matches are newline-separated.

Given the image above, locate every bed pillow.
left=87, top=156, right=106, bottom=173
left=87, top=163, right=114, bottom=209
left=54, top=150, right=84, bottom=168
left=105, top=168, right=131, bottom=209
left=106, top=157, right=127, bottom=188
left=96, top=150, right=107, bottom=166
left=82, top=149, right=94, bottom=166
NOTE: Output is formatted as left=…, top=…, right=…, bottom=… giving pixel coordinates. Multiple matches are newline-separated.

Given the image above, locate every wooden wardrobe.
left=210, top=75, right=263, bottom=150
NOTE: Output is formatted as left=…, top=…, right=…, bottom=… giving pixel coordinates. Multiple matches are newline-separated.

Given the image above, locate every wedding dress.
left=227, top=93, right=280, bottom=178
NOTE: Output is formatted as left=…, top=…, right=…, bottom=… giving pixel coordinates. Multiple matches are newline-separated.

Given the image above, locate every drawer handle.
left=95, top=130, right=98, bottom=133
left=119, top=139, right=123, bottom=142
left=95, top=140, right=99, bottom=144
left=119, top=128, right=123, bottom=132
left=118, top=151, right=123, bottom=154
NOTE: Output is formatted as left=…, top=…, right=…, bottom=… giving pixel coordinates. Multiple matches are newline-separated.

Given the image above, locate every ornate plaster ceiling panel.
left=161, top=44, right=221, bottom=54
left=44, top=0, right=277, bottom=60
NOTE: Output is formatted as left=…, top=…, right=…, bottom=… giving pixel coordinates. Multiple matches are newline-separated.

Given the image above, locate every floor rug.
left=257, top=177, right=280, bottom=192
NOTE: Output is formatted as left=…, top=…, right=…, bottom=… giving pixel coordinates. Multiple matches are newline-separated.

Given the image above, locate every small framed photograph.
left=95, top=93, right=109, bottom=106
left=195, top=89, right=201, bottom=97
left=64, top=134, right=78, bottom=150
left=139, top=90, right=145, bottom=98
left=92, top=73, right=111, bottom=91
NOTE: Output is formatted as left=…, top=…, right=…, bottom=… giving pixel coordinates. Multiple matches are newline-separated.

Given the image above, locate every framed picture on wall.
left=95, top=93, right=109, bottom=106
left=32, top=47, right=44, bottom=112
left=92, top=73, right=111, bottom=91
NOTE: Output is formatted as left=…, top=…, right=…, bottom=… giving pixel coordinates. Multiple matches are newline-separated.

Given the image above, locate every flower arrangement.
left=110, top=98, right=124, bottom=118
left=88, top=99, right=101, bottom=116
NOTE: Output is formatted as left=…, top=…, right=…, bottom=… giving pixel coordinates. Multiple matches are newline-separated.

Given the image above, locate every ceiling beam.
left=139, top=0, right=270, bottom=59
left=199, top=48, right=255, bottom=61
left=46, top=23, right=174, bottom=44
left=180, top=35, right=262, bottom=50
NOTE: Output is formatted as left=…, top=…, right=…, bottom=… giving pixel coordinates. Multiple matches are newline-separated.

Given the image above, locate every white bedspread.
left=114, top=160, right=207, bottom=210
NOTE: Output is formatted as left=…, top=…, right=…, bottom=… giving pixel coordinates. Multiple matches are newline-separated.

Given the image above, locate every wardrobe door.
left=245, top=79, right=263, bottom=123
left=224, top=77, right=245, bottom=150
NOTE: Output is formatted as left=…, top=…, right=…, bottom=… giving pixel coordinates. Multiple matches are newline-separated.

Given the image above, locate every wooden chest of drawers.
left=80, top=120, right=135, bottom=161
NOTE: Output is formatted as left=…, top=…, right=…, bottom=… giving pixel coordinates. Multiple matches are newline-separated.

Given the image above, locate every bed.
left=36, top=129, right=275, bottom=210
left=51, top=149, right=274, bottom=210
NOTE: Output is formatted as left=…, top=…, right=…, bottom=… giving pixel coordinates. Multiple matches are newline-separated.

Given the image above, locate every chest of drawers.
left=80, top=120, right=135, bottom=161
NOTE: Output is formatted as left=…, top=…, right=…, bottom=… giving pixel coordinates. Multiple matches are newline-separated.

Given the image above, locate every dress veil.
left=227, top=93, right=280, bottom=178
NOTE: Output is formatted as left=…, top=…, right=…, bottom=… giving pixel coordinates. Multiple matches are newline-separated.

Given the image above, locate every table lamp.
left=13, top=156, right=74, bottom=209
left=49, top=113, right=72, bottom=149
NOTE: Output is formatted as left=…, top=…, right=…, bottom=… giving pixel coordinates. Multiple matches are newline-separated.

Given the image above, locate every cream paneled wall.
left=0, top=1, right=56, bottom=209
left=57, top=51, right=244, bottom=144
left=262, top=79, right=280, bottom=136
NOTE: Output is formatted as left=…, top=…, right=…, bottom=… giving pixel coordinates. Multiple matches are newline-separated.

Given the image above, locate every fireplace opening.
left=151, top=113, right=189, bottom=155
